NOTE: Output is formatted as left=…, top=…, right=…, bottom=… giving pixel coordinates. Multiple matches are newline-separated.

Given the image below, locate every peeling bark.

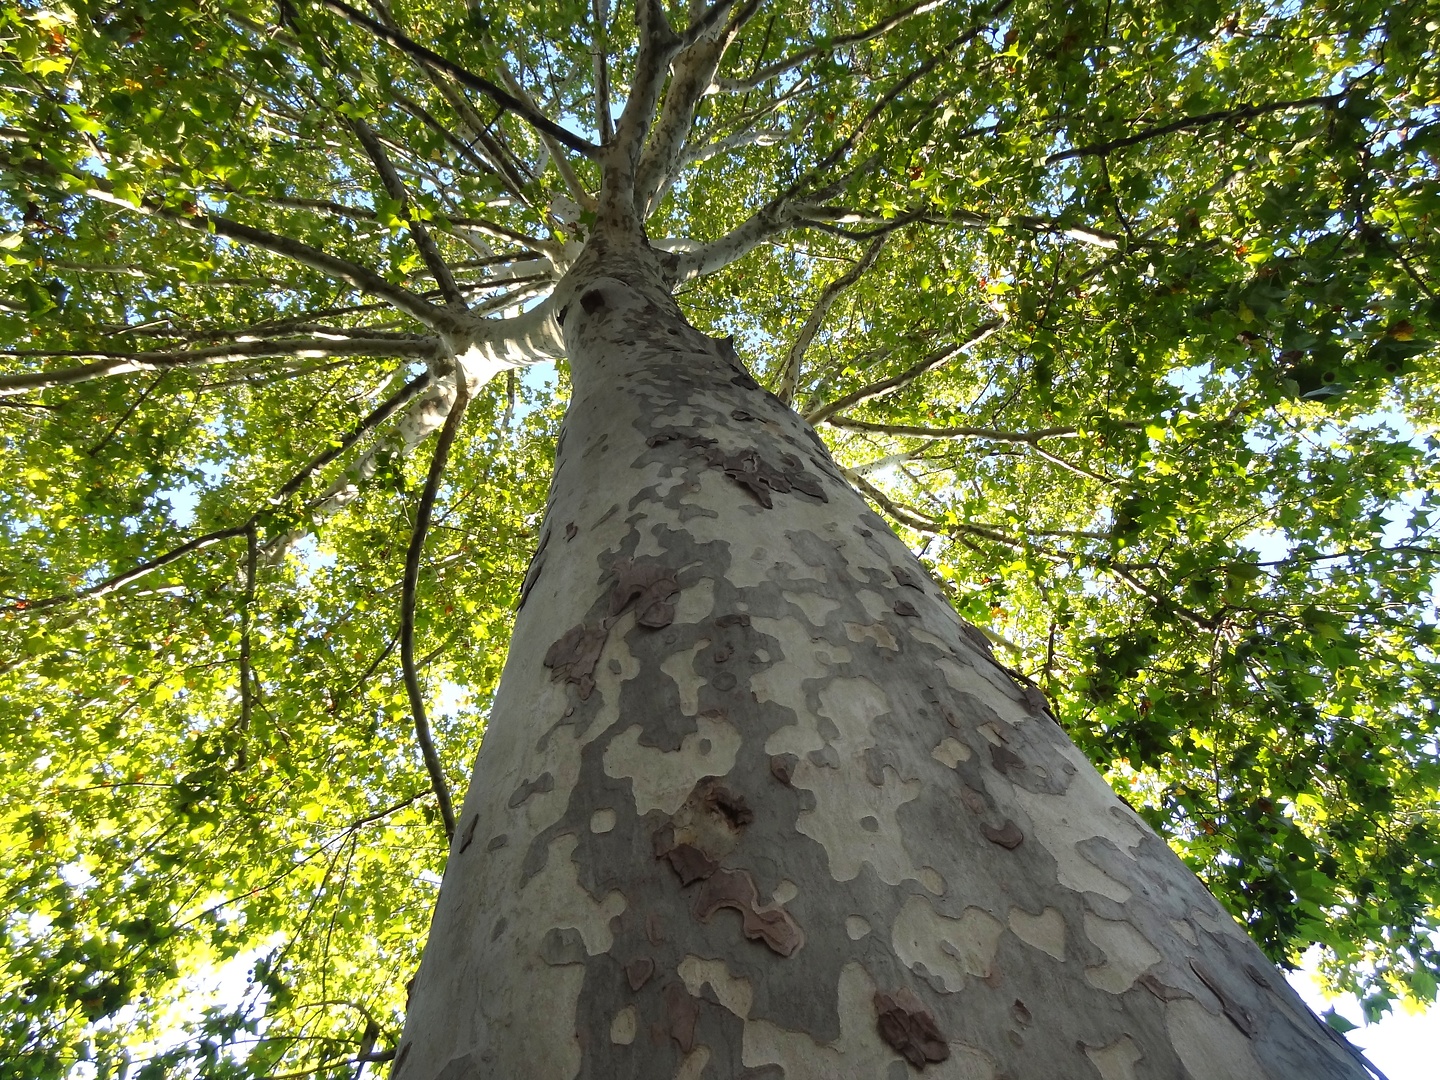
left=394, top=234, right=1368, bottom=1080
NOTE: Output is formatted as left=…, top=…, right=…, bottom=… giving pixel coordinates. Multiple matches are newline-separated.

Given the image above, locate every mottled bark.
left=394, top=240, right=1367, bottom=1080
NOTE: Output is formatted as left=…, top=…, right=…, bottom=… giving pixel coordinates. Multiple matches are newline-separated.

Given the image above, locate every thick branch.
left=603, top=0, right=682, bottom=216
left=776, top=233, right=888, bottom=405
left=592, top=0, right=614, bottom=142
left=400, top=373, right=470, bottom=842
left=319, top=0, right=598, bottom=158
left=804, top=320, right=1001, bottom=425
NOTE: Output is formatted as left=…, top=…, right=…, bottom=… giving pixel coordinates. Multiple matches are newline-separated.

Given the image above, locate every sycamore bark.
left=393, top=234, right=1368, bottom=1080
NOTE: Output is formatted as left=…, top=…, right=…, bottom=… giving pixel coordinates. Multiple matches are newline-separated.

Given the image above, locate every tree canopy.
left=1, top=0, right=1437, bottom=1076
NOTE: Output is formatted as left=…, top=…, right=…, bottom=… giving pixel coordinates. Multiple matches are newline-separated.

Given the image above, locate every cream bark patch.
left=1007, top=906, right=1067, bottom=961
left=892, top=894, right=1005, bottom=992
left=1083, top=913, right=1162, bottom=993
left=784, top=590, right=841, bottom=626
left=603, top=711, right=741, bottom=815
left=678, top=954, right=753, bottom=1018
left=932, top=737, right=973, bottom=767
left=659, top=639, right=710, bottom=715
left=1084, top=1035, right=1142, bottom=1080
left=609, top=1006, right=637, bottom=1045
left=1002, top=762, right=1144, bottom=903
left=845, top=620, right=899, bottom=651
left=1165, top=998, right=1267, bottom=1080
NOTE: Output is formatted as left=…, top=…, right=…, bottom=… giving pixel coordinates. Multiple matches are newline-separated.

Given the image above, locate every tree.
left=1, top=0, right=1436, bottom=1076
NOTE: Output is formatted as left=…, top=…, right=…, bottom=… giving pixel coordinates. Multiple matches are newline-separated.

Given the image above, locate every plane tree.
left=1, top=0, right=1436, bottom=1076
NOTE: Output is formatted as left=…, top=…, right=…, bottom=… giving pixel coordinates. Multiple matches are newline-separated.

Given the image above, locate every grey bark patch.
left=539, top=926, right=588, bottom=966
left=626, top=957, right=655, bottom=990
left=1012, top=998, right=1033, bottom=1025
left=1139, top=972, right=1193, bottom=1001
left=891, top=566, right=925, bottom=590
left=861, top=816, right=881, bottom=833
left=808, top=745, right=841, bottom=769
left=1190, top=956, right=1260, bottom=1037
left=874, top=988, right=949, bottom=1068
left=983, top=819, right=1025, bottom=849
left=486, top=834, right=508, bottom=851
left=990, top=743, right=1026, bottom=774
left=432, top=1059, right=483, bottom=1080
left=711, top=671, right=737, bottom=691
left=392, top=1042, right=411, bottom=1077
left=489, top=917, right=507, bottom=942
left=508, top=771, right=554, bottom=808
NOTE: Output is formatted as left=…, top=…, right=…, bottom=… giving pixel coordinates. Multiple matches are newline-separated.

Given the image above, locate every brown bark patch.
left=983, top=819, right=1025, bottom=849
left=543, top=621, right=609, bottom=699
left=609, top=558, right=680, bottom=627
left=665, top=843, right=720, bottom=886
left=691, top=867, right=804, bottom=957
left=626, top=958, right=655, bottom=991
left=891, top=566, right=925, bottom=590
left=769, top=753, right=797, bottom=786
left=664, top=982, right=700, bottom=1052
left=893, top=599, right=918, bottom=617
left=874, top=988, right=949, bottom=1068
left=457, top=814, right=479, bottom=853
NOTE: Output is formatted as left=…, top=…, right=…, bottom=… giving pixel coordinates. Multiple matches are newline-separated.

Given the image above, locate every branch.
left=824, top=416, right=1085, bottom=443
left=349, top=119, right=468, bottom=308
left=400, top=372, right=470, bottom=842
left=1045, top=91, right=1346, bottom=164
left=672, top=200, right=795, bottom=280
left=717, top=0, right=958, bottom=94
left=7, top=526, right=249, bottom=613
left=804, top=320, right=1001, bottom=425
left=0, top=336, right=440, bottom=397
left=7, top=372, right=432, bottom=613
left=3, top=151, right=446, bottom=328
left=776, top=232, right=888, bottom=405
left=494, top=67, right=597, bottom=212
left=826, top=415, right=1130, bottom=483
left=319, top=0, right=599, bottom=158
left=236, top=523, right=259, bottom=770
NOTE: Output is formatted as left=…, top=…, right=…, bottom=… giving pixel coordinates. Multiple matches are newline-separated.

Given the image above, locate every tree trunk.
left=394, top=240, right=1367, bottom=1080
